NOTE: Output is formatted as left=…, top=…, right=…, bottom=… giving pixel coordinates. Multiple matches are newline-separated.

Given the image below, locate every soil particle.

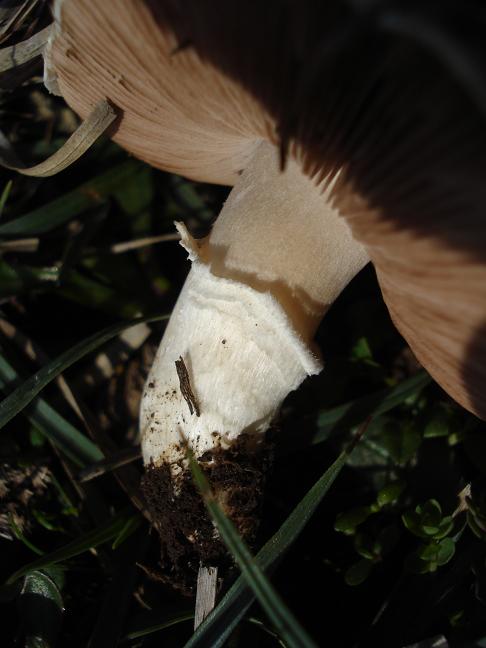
left=141, top=433, right=272, bottom=594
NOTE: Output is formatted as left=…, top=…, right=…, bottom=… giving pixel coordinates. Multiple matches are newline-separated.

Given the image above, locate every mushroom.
left=45, top=0, right=486, bottom=585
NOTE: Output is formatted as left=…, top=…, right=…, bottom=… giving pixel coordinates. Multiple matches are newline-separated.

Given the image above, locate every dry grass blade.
left=0, top=317, right=85, bottom=421
left=0, top=238, right=39, bottom=252
left=402, top=636, right=448, bottom=648
left=194, top=565, right=218, bottom=630
left=78, top=447, right=142, bottom=483
left=0, top=0, right=39, bottom=43
left=0, top=317, right=150, bottom=520
left=0, top=319, right=102, bottom=508
left=0, top=23, right=51, bottom=72
left=108, top=232, right=180, bottom=254
left=0, top=99, right=117, bottom=177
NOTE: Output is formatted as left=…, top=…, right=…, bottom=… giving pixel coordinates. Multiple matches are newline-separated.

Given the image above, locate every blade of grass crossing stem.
left=189, top=451, right=318, bottom=648
left=123, top=450, right=350, bottom=645
left=186, top=450, right=348, bottom=648
left=0, top=353, right=102, bottom=466
left=0, top=314, right=168, bottom=431
left=6, top=509, right=137, bottom=584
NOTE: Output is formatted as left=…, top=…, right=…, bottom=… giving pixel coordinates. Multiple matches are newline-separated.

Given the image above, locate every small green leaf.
left=405, top=553, right=434, bottom=574
left=29, top=428, right=46, bottom=448
left=407, top=537, right=455, bottom=574
left=421, top=525, right=441, bottom=536
left=354, top=532, right=378, bottom=561
left=334, top=506, right=372, bottom=535
left=32, top=510, right=61, bottom=533
left=434, top=516, right=454, bottom=540
left=402, top=510, right=426, bottom=538
left=449, top=610, right=465, bottom=628
left=382, top=424, right=421, bottom=465
left=345, top=559, right=374, bottom=586
left=403, top=500, right=447, bottom=539
left=419, top=499, right=443, bottom=527
left=468, top=511, right=485, bottom=539
left=351, top=337, right=375, bottom=363
left=416, top=542, right=440, bottom=562
left=423, top=414, right=450, bottom=438
left=19, top=568, right=64, bottom=648
left=376, top=481, right=406, bottom=507
left=9, top=514, right=44, bottom=556
left=437, top=537, right=456, bottom=566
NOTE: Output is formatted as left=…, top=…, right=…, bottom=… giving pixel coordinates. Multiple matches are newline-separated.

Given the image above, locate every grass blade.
left=186, top=450, right=349, bottom=648
left=0, top=179, right=12, bottom=217
left=0, top=100, right=117, bottom=177
left=0, top=352, right=102, bottom=466
left=0, top=159, right=140, bottom=236
left=9, top=514, right=44, bottom=556
left=123, top=613, right=194, bottom=642
left=313, top=370, right=430, bottom=445
left=189, top=451, right=320, bottom=648
left=0, top=24, right=51, bottom=72
left=6, top=509, right=136, bottom=585
left=111, top=514, right=143, bottom=550
left=0, top=314, right=168, bottom=432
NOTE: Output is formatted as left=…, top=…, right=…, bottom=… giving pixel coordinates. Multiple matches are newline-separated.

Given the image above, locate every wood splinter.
left=194, top=564, right=218, bottom=630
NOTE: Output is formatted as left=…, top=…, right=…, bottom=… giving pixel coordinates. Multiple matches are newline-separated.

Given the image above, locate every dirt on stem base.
left=141, top=434, right=272, bottom=594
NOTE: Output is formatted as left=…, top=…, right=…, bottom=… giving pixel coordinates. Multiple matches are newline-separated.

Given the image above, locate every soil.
left=141, top=433, right=272, bottom=594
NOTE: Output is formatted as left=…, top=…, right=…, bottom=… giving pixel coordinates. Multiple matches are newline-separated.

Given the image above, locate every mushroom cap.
left=50, top=0, right=274, bottom=185
left=51, top=1, right=486, bottom=419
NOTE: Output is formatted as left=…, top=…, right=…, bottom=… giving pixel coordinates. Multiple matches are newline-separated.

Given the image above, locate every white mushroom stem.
left=140, top=141, right=369, bottom=476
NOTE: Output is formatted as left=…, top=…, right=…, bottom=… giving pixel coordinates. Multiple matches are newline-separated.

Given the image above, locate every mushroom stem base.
left=141, top=432, right=272, bottom=593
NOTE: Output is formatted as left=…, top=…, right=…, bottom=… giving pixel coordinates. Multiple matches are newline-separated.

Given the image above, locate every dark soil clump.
left=141, top=433, right=272, bottom=594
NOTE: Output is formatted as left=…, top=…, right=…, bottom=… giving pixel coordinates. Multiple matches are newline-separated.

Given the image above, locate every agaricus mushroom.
left=45, top=0, right=486, bottom=585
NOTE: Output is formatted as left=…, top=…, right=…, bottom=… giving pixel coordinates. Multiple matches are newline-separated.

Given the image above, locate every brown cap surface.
left=52, top=1, right=486, bottom=419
